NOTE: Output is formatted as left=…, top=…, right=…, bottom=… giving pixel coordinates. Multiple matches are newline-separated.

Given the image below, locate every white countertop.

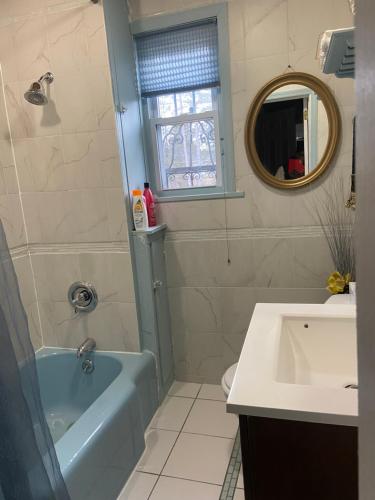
left=227, top=303, right=358, bottom=426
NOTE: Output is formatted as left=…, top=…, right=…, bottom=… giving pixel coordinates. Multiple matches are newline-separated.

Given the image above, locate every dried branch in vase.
left=313, top=177, right=355, bottom=293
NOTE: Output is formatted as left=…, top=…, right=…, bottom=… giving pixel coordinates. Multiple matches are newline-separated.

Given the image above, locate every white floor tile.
left=169, top=381, right=201, bottom=398
left=150, top=396, right=194, bottom=431
left=162, top=432, right=233, bottom=485
left=117, top=471, right=158, bottom=500
left=182, top=399, right=238, bottom=438
left=198, top=383, right=226, bottom=401
left=237, top=465, right=244, bottom=489
left=137, top=429, right=179, bottom=475
left=234, top=488, right=245, bottom=500
left=149, top=476, right=221, bottom=500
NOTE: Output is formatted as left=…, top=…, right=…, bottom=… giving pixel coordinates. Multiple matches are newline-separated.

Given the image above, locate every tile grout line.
left=219, top=428, right=242, bottom=500
left=176, top=430, right=235, bottom=440
left=126, top=383, right=234, bottom=500
left=147, top=386, right=202, bottom=499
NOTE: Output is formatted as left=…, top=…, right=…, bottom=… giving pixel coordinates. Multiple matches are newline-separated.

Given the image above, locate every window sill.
left=155, top=191, right=245, bottom=203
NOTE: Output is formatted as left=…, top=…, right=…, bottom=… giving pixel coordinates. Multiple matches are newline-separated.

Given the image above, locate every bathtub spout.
left=76, top=338, right=96, bottom=358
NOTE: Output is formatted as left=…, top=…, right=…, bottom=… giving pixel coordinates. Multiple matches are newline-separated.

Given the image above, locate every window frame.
left=131, top=3, right=238, bottom=202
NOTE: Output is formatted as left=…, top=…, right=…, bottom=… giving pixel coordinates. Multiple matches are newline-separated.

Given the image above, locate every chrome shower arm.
left=38, top=72, right=54, bottom=85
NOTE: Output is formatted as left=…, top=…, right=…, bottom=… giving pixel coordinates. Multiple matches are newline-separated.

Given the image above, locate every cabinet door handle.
left=153, top=280, right=163, bottom=290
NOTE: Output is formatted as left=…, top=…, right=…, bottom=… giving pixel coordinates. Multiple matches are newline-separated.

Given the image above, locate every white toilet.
left=221, top=362, right=238, bottom=397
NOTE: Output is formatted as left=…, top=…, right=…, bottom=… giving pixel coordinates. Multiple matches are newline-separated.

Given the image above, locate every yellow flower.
left=327, top=272, right=351, bottom=294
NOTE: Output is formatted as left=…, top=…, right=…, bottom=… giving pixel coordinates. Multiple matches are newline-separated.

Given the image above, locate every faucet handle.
left=68, top=282, right=98, bottom=313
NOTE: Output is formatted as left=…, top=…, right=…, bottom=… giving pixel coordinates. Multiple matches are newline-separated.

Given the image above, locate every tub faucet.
left=77, top=338, right=96, bottom=358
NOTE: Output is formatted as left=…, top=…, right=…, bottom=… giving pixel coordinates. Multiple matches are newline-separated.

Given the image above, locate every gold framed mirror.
left=245, top=72, right=341, bottom=189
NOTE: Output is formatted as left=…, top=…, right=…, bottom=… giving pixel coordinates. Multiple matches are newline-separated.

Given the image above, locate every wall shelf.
left=320, top=27, right=355, bottom=79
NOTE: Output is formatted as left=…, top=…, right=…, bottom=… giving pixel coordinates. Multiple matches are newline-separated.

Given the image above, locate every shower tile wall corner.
left=0, top=0, right=139, bottom=352
left=129, top=0, right=354, bottom=383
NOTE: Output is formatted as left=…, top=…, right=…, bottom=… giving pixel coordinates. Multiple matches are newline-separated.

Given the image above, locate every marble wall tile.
left=46, top=7, right=88, bottom=75
left=216, top=286, right=257, bottom=335
left=13, top=255, right=43, bottom=350
left=0, top=139, right=15, bottom=191
left=0, top=23, right=19, bottom=84
left=0, top=0, right=44, bottom=20
left=54, top=72, right=98, bottom=135
left=13, top=135, right=66, bottom=192
left=234, top=52, right=289, bottom=121
left=232, top=120, right=249, bottom=181
left=104, top=188, right=129, bottom=242
left=31, top=253, right=81, bottom=301
left=21, top=191, right=71, bottom=243
left=13, top=14, right=50, bottom=82
left=230, top=61, right=248, bottom=124
left=13, top=131, right=122, bottom=193
left=244, top=0, right=288, bottom=60
left=13, top=255, right=38, bottom=307
left=250, top=237, right=295, bottom=287
left=166, top=237, right=295, bottom=288
left=165, top=239, right=229, bottom=288
left=85, top=5, right=111, bottom=67
left=62, top=131, right=121, bottom=190
left=78, top=252, right=135, bottom=303
left=289, top=165, right=351, bottom=228
left=88, top=67, right=116, bottom=131
left=253, top=286, right=330, bottom=304
left=227, top=0, right=246, bottom=63
left=0, top=84, right=10, bottom=141
left=3, top=166, right=19, bottom=194
left=0, top=169, right=7, bottom=196
left=0, top=193, right=26, bottom=247
left=168, top=287, right=221, bottom=334
left=157, top=199, right=226, bottom=231
left=171, top=285, right=330, bottom=382
left=40, top=299, right=139, bottom=351
left=287, top=0, right=336, bottom=53
left=22, top=189, right=116, bottom=243
left=98, top=131, right=123, bottom=188
left=172, top=330, right=234, bottom=384
left=4, top=81, right=33, bottom=140
left=292, top=236, right=333, bottom=288
left=226, top=174, right=293, bottom=229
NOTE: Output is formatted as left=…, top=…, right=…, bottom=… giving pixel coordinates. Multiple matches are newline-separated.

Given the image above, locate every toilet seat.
left=222, top=362, right=238, bottom=397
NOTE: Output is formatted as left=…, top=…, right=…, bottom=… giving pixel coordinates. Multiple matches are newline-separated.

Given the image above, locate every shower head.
left=24, top=72, right=54, bottom=106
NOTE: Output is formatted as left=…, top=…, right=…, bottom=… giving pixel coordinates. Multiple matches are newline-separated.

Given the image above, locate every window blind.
left=135, top=19, right=220, bottom=97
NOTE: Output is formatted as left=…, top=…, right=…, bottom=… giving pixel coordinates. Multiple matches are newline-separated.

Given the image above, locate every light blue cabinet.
left=132, top=225, right=174, bottom=401
left=103, top=0, right=174, bottom=401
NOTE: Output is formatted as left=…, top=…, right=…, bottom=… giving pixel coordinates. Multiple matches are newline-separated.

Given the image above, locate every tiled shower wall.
left=129, top=0, right=355, bottom=383
left=0, top=61, right=41, bottom=349
left=0, top=0, right=139, bottom=352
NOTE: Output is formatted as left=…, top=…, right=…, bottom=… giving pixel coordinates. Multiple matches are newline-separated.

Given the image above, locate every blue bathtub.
left=36, top=348, right=158, bottom=500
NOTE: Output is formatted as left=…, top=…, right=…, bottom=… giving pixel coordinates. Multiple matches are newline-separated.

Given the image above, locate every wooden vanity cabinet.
left=239, top=415, right=358, bottom=500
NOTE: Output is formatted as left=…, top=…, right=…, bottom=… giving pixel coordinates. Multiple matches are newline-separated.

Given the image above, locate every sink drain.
left=344, top=383, right=358, bottom=389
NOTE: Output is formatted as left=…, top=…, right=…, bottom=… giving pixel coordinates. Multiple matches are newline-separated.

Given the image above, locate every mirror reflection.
left=255, top=84, right=329, bottom=180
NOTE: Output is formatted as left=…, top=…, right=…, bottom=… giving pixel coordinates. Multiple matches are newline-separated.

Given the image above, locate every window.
left=133, top=5, right=236, bottom=200
left=149, top=88, right=221, bottom=191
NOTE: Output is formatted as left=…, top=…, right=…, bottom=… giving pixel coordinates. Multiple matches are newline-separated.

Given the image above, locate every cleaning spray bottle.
left=132, top=189, right=148, bottom=230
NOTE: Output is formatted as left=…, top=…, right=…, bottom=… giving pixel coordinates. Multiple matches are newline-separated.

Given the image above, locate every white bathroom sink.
left=227, top=303, right=358, bottom=426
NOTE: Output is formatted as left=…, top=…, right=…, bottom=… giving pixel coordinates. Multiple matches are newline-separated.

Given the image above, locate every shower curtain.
left=0, top=222, right=70, bottom=500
